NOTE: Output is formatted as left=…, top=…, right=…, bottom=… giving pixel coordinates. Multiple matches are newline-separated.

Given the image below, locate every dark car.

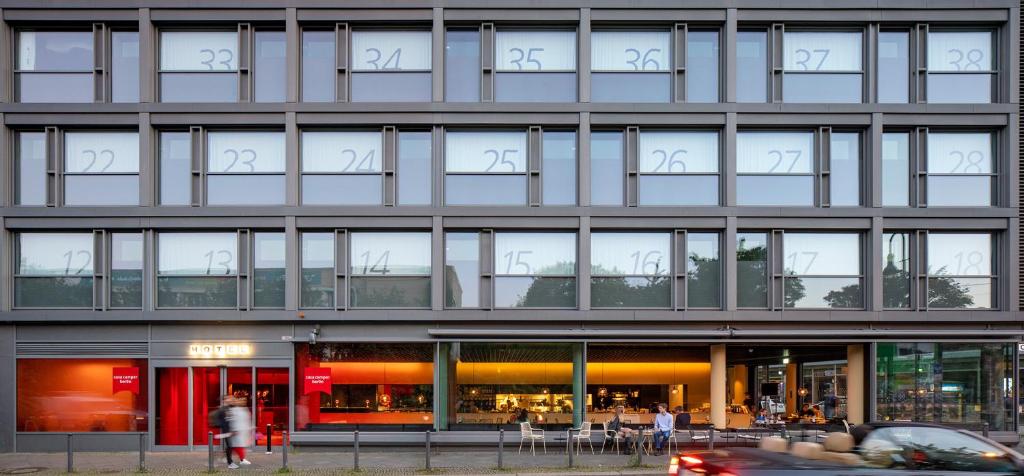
left=670, top=422, right=1024, bottom=475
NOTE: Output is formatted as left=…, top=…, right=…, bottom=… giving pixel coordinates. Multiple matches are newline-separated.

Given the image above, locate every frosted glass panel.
left=638, top=131, right=718, bottom=173
left=783, top=233, right=859, bottom=276
left=737, top=132, right=814, bottom=173
left=19, top=233, right=94, bottom=275
left=591, top=31, right=670, bottom=71
left=927, top=133, right=992, bottom=174
left=784, top=32, right=862, bottom=71
left=65, top=132, right=139, bottom=173
left=928, top=32, right=993, bottom=71
left=496, top=31, right=576, bottom=71
left=160, top=32, right=238, bottom=71
left=445, top=131, right=527, bottom=172
left=495, top=233, right=576, bottom=275
left=302, top=131, right=382, bottom=172
left=350, top=232, right=431, bottom=275
left=207, top=132, right=285, bottom=172
left=351, top=31, right=432, bottom=71
left=159, top=233, right=237, bottom=275
left=591, top=233, right=670, bottom=276
left=18, top=31, right=94, bottom=71
left=928, top=234, right=991, bottom=276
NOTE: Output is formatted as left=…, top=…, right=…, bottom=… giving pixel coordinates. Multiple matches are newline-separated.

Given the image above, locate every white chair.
left=570, top=421, right=595, bottom=455
left=688, top=427, right=711, bottom=446
left=518, top=422, right=546, bottom=455
left=600, top=421, right=624, bottom=454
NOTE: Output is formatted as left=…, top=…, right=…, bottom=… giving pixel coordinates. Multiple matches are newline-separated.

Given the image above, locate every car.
left=669, top=421, right=1024, bottom=475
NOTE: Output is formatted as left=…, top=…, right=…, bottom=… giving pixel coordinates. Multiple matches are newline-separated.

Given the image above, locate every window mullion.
left=481, top=229, right=494, bottom=310
left=46, top=126, right=59, bottom=207
left=528, top=126, right=542, bottom=206
left=237, top=228, right=250, bottom=311
left=913, top=23, right=928, bottom=103
left=94, top=229, right=106, bottom=311
left=916, top=230, right=927, bottom=311
left=673, top=23, right=686, bottom=103
left=818, top=126, right=831, bottom=208
left=335, top=22, right=349, bottom=103
left=625, top=126, right=638, bottom=207
left=335, top=229, right=347, bottom=311
left=914, top=127, right=928, bottom=208
left=674, top=229, right=687, bottom=311
left=190, top=126, right=204, bottom=206
left=238, top=23, right=252, bottom=103
left=770, top=23, right=784, bottom=103
left=383, top=125, right=397, bottom=206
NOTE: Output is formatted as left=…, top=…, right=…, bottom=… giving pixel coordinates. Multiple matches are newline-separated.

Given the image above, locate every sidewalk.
left=0, top=448, right=671, bottom=475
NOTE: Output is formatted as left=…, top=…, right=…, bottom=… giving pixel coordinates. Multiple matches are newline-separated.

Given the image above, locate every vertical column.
left=138, top=113, right=153, bottom=206
left=434, top=342, right=449, bottom=430
left=0, top=219, right=8, bottom=312
left=143, top=230, right=155, bottom=310
left=710, top=344, right=727, bottom=429
left=1007, top=217, right=1019, bottom=311
left=0, top=325, right=13, bottom=452
left=285, top=216, right=298, bottom=311
left=285, top=112, right=299, bottom=206
left=138, top=8, right=154, bottom=103
left=724, top=216, right=737, bottom=311
left=0, top=113, right=7, bottom=207
left=577, top=112, right=590, bottom=206
left=572, top=343, right=585, bottom=428
left=785, top=362, right=798, bottom=415
left=724, top=9, right=737, bottom=103
left=431, top=8, right=444, bottom=102
left=577, top=8, right=590, bottom=103
left=869, top=113, right=882, bottom=208
left=285, top=8, right=298, bottom=104
left=731, top=365, right=747, bottom=405
left=869, top=217, right=883, bottom=311
left=578, top=216, right=590, bottom=311
left=723, top=113, right=737, bottom=207
left=431, top=216, right=444, bottom=311
left=0, top=9, right=9, bottom=103
left=847, top=344, right=865, bottom=425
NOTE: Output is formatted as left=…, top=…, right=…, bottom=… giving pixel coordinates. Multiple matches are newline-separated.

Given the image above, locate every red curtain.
left=156, top=368, right=188, bottom=445
left=192, top=368, right=220, bottom=445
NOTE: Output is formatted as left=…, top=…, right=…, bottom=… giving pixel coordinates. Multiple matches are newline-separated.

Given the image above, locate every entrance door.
left=192, top=367, right=222, bottom=446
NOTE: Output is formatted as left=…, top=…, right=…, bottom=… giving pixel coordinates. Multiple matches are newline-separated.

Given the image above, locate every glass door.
left=192, top=367, right=222, bottom=446
left=256, top=368, right=289, bottom=445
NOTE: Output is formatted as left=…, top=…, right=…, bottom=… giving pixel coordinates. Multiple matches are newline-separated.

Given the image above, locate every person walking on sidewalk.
left=227, top=396, right=254, bottom=468
left=211, top=395, right=235, bottom=468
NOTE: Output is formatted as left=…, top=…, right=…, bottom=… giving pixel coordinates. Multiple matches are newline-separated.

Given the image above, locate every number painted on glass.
left=948, top=150, right=986, bottom=174
left=199, top=48, right=234, bottom=70
left=81, top=149, right=115, bottom=173
left=651, top=149, right=688, bottom=173
left=508, top=47, right=544, bottom=70
left=624, top=48, right=661, bottom=71
left=341, top=149, right=376, bottom=172
left=946, top=48, right=985, bottom=71
left=794, top=48, right=831, bottom=71
left=786, top=251, right=819, bottom=275
left=360, top=250, right=391, bottom=274
left=364, top=47, right=402, bottom=70
left=503, top=250, right=533, bottom=274
left=484, top=149, right=519, bottom=172
left=953, top=250, right=985, bottom=275
left=629, top=250, right=664, bottom=275
left=62, top=249, right=92, bottom=275
left=222, top=149, right=257, bottom=172
left=767, top=150, right=803, bottom=173
left=203, top=249, right=233, bottom=275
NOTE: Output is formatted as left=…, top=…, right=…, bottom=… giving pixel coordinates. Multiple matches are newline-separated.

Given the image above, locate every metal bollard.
left=983, top=421, right=990, bottom=438
left=354, top=430, right=360, bottom=471
left=708, top=427, right=714, bottom=450
left=497, top=429, right=504, bottom=469
left=282, top=431, right=289, bottom=471
left=207, top=431, right=214, bottom=473
left=266, top=424, right=273, bottom=454
left=66, top=433, right=73, bottom=473
left=425, top=431, right=432, bottom=470
left=567, top=429, right=574, bottom=467
left=138, top=432, right=146, bottom=472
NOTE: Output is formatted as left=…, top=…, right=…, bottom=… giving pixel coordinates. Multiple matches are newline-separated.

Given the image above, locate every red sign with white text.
left=303, top=368, right=332, bottom=395
left=112, top=367, right=140, bottom=395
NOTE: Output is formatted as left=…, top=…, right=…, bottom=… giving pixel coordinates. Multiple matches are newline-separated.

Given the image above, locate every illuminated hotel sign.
left=189, top=343, right=252, bottom=357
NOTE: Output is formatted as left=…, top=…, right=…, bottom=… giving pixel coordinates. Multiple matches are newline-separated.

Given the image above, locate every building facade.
left=0, top=0, right=1020, bottom=452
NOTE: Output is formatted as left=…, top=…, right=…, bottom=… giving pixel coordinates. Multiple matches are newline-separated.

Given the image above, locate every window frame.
left=780, top=231, right=865, bottom=310
left=923, top=26, right=999, bottom=103
left=590, top=231, right=673, bottom=310
left=349, top=28, right=433, bottom=102
left=443, top=128, right=530, bottom=207
left=250, top=231, right=286, bottom=310
left=921, top=129, right=997, bottom=208
left=108, top=231, right=144, bottom=310
left=779, top=27, right=867, bottom=103
left=923, top=231, right=997, bottom=310
left=14, top=28, right=98, bottom=103
left=635, top=128, right=722, bottom=206
left=13, top=231, right=99, bottom=310
left=492, top=230, right=578, bottom=309
left=157, top=25, right=280, bottom=103
left=299, top=128, right=389, bottom=206
left=61, top=130, right=141, bottom=207
left=492, top=27, right=579, bottom=102
left=589, top=27, right=674, bottom=103
left=348, top=231, right=432, bottom=309
left=155, top=230, right=242, bottom=310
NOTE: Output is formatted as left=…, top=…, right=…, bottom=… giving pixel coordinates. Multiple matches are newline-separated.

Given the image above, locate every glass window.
left=687, top=31, right=719, bottom=102
left=638, top=131, right=719, bottom=206
left=495, top=30, right=576, bottom=102
left=829, top=133, right=860, bottom=207
left=16, top=233, right=94, bottom=308
left=445, top=232, right=479, bottom=308
left=587, top=344, right=710, bottom=420
left=878, top=31, right=909, bottom=103
left=445, top=29, right=481, bottom=102
left=111, top=31, right=140, bottom=103
left=301, top=232, right=334, bottom=309
left=207, top=132, right=285, bottom=205
left=254, top=232, right=285, bottom=308
left=926, top=132, right=993, bottom=207
left=17, top=31, right=94, bottom=103
left=398, top=131, right=432, bottom=206
left=64, top=132, right=140, bottom=206
left=737, top=132, right=815, bottom=206
left=159, top=31, right=239, bottom=103
left=351, top=31, right=432, bottom=102
left=591, top=233, right=670, bottom=308
left=590, top=132, right=624, bottom=206
left=882, top=133, right=910, bottom=207
left=927, top=233, right=993, bottom=309
left=16, top=132, right=47, bottom=206
left=783, top=233, right=862, bottom=309
left=159, top=132, right=192, bottom=206
left=736, top=233, right=768, bottom=308
left=157, top=233, right=238, bottom=308
left=783, top=32, right=862, bottom=103
left=17, top=358, right=148, bottom=432
left=927, top=31, right=994, bottom=103
left=737, top=31, right=768, bottom=103
left=687, top=233, right=720, bottom=308
left=542, top=131, right=576, bottom=205
left=302, top=31, right=335, bottom=102
left=301, top=131, right=382, bottom=206
left=445, top=131, right=527, bottom=206
left=882, top=232, right=911, bottom=309
left=591, top=30, right=671, bottom=103
left=349, top=232, right=431, bottom=308
left=295, top=343, right=434, bottom=430
left=110, top=233, right=143, bottom=308
left=495, top=232, right=576, bottom=308
left=254, top=31, right=286, bottom=103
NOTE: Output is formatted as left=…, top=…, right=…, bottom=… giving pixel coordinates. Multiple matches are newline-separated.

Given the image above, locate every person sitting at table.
left=513, top=408, right=530, bottom=424
left=754, top=408, right=769, bottom=424
left=673, top=406, right=691, bottom=430
left=652, top=403, right=673, bottom=456
left=607, top=405, right=636, bottom=454
left=811, top=404, right=824, bottom=421
left=799, top=403, right=815, bottom=418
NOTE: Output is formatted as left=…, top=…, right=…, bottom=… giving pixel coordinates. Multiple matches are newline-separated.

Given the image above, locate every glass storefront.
left=876, top=342, right=1013, bottom=430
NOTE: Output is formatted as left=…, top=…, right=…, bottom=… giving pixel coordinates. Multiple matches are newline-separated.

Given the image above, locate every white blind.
left=158, top=233, right=237, bottom=275
left=496, top=31, right=576, bottom=71
left=927, top=31, right=993, bottom=71
left=160, top=31, right=238, bottom=71
left=737, top=132, right=814, bottom=174
left=783, top=32, right=862, bottom=71
left=591, top=31, right=670, bottom=71
left=882, top=133, right=908, bottom=163
left=638, top=131, right=718, bottom=173
left=349, top=232, right=431, bottom=275
left=783, top=233, right=860, bottom=276
left=19, top=233, right=94, bottom=275
left=254, top=233, right=286, bottom=269
left=495, top=233, right=576, bottom=275
left=18, top=31, right=94, bottom=71
left=65, top=132, right=140, bottom=173
left=111, top=234, right=144, bottom=270
left=445, top=131, right=527, bottom=173
left=302, top=131, right=382, bottom=173
left=591, top=233, right=670, bottom=276
left=302, top=233, right=335, bottom=269
left=927, top=233, right=991, bottom=276
left=927, top=132, right=992, bottom=174
left=351, top=31, right=432, bottom=71
left=207, top=132, right=285, bottom=173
